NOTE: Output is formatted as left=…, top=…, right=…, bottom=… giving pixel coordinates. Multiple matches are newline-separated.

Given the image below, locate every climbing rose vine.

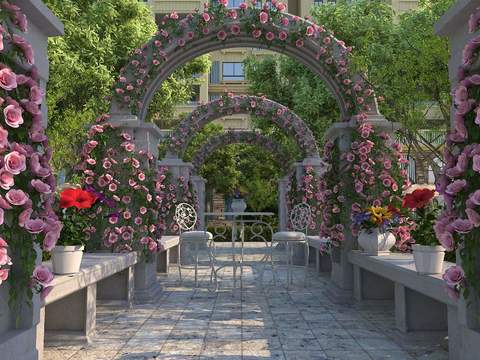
left=77, top=116, right=160, bottom=257
left=167, top=94, right=318, bottom=157
left=113, top=1, right=375, bottom=116
left=0, top=2, right=58, bottom=310
left=436, top=7, right=480, bottom=300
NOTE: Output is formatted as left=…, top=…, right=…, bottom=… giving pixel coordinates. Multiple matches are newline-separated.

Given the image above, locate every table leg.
left=232, top=220, right=237, bottom=289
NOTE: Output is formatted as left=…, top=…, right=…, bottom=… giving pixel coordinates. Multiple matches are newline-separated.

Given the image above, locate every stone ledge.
left=41, top=252, right=138, bottom=306
left=348, top=251, right=456, bottom=306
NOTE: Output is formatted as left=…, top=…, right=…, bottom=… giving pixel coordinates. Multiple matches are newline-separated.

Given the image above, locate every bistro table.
left=204, top=212, right=275, bottom=288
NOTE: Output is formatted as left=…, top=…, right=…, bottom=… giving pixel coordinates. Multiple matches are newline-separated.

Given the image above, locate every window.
left=222, top=62, right=244, bottom=81
left=227, top=0, right=245, bottom=8
left=209, top=93, right=221, bottom=101
left=314, top=0, right=336, bottom=5
left=188, top=85, right=201, bottom=104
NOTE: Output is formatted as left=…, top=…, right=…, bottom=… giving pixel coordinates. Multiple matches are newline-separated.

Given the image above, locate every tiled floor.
left=44, top=243, right=449, bottom=360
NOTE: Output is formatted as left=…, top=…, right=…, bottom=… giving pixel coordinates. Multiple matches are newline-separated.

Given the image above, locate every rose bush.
left=0, top=2, right=58, bottom=311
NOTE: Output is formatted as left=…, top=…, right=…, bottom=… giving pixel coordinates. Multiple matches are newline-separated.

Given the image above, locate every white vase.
left=358, top=229, right=396, bottom=255
left=412, top=244, right=445, bottom=275
left=51, top=245, right=84, bottom=274
left=231, top=198, right=247, bottom=213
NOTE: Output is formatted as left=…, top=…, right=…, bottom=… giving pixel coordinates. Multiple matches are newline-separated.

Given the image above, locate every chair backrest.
left=290, top=202, right=312, bottom=233
left=175, top=203, right=197, bottom=232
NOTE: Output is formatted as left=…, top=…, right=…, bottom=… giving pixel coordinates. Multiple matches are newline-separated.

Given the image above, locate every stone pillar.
left=108, top=114, right=165, bottom=159
left=191, top=175, right=207, bottom=229
left=0, top=2, right=63, bottom=359
left=324, top=117, right=400, bottom=303
left=157, top=155, right=193, bottom=182
left=278, top=175, right=290, bottom=231
left=435, top=3, right=480, bottom=359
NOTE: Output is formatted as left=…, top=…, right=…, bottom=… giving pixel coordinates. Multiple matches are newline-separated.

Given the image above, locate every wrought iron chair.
left=272, top=203, right=312, bottom=286
left=175, top=203, right=215, bottom=288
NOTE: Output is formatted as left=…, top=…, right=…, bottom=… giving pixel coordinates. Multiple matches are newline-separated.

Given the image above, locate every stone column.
left=324, top=117, right=400, bottom=303
left=108, top=114, right=166, bottom=159
left=191, top=175, right=207, bottom=229
left=435, top=3, right=480, bottom=359
left=157, top=155, right=193, bottom=182
left=278, top=176, right=290, bottom=231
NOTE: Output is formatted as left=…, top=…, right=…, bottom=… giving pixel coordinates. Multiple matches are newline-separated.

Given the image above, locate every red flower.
left=60, top=188, right=97, bottom=209
left=402, top=189, right=435, bottom=209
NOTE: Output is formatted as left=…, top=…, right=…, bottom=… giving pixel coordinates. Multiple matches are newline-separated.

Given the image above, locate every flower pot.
left=358, top=229, right=396, bottom=256
left=231, top=198, right=247, bottom=213
left=51, top=245, right=84, bottom=274
left=412, top=244, right=445, bottom=275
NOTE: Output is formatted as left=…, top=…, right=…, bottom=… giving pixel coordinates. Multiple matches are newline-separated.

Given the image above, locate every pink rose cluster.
left=0, top=2, right=60, bottom=295
left=31, top=264, right=54, bottom=300
left=113, top=2, right=374, bottom=116
left=78, top=118, right=160, bottom=255
left=316, top=141, right=346, bottom=246
left=436, top=12, right=480, bottom=297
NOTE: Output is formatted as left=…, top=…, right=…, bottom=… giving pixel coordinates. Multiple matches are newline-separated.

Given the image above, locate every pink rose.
left=4, top=151, right=26, bottom=175
left=252, top=29, right=262, bottom=39
left=296, top=39, right=304, bottom=48
left=217, top=30, right=227, bottom=41
left=0, top=268, right=9, bottom=284
left=276, top=2, right=286, bottom=11
left=0, top=68, right=17, bottom=91
left=148, top=241, right=158, bottom=252
left=0, top=168, right=13, bottom=190
left=4, top=104, right=24, bottom=128
left=0, top=247, right=11, bottom=266
left=202, top=12, right=210, bottom=22
left=266, top=32, right=275, bottom=41
left=0, top=126, right=8, bottom=150
left=43, top=231, right=59, bottom=251
left=279, top=31, right=287, bottom=41
left=259, top=11, right=268, bottom=24
left=29, top=85, right=44, bottom=105
left=306, top=26, right=315, bottom=37
left=231, top=24, right=241, bottom=35
left=18, top=208, right=33, bottom=227
left=443, top=265, right=465, bottom=288
left=438, top=232, right=455, bottom=251
left=25, top=218, right=46, bottom=234
left=6, top=189, right=28, bottom=206
left=33, top=265, right=54, bottom=286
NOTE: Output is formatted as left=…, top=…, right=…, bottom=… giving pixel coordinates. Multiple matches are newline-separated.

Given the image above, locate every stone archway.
left=110, top=3, right=379, bottom=123
left=166, top=95, right=318, bottom=158
left=190, top=131, right=293, bottom=172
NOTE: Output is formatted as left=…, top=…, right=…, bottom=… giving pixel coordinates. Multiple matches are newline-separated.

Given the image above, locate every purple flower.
left=445, top=179, right=467, bottom=195
left=443, top=265, right=465, bottom=288
left=451, top=218, right=473, bottom=234
left=33, top=265, right=54, bottom=286
left=468, top=190, right=480, bottom=206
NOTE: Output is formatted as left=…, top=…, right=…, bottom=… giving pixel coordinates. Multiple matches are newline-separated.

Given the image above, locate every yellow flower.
left=368, top=206, right=392, bottom=224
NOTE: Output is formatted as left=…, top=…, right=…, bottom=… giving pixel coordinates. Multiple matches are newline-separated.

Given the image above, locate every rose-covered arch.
left=167, top=94, right=318, bottom=158
left=111, top=2, right=378, bottom=122
left=191, top=131, right=293, bottom=171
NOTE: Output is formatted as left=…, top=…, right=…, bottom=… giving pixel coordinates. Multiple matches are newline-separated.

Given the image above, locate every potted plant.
left=354, top=205, right=400, bottom=255
left=403, top=188, right=444, bottom=274
left=51, top=188, right=97, bottom=274
left=231, top=187, right=248, bottom=213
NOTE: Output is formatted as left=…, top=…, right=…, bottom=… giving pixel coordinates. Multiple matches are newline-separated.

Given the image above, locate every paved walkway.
left=44, top=243, right=449, bottom=360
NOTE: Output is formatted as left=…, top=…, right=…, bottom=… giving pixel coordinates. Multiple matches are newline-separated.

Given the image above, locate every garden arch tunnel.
left=109, top=4, right=381, bottom=127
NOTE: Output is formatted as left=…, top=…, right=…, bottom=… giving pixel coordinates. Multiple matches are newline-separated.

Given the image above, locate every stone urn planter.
left=231, top=198, right=247, bottom=213
left=51, top=245, right=84, bottom=274
left=358, top=229, right=396, bottom=256
left=412, top=244, right=445, bottom=275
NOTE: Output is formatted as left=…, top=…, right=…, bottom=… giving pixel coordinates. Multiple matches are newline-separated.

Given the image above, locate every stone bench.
left=157, top=235, right=180, bottom=273
left=307, top=236, right=332, bottom=273
left=348, top=251, right=480, bottom=360
left=37, top=252, right=137, bottom=351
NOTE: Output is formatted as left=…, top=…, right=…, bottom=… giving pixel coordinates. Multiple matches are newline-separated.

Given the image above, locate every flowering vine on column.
left=435, top=7, right=480, bottom=300
left=0, top=2, right=60, bottom=309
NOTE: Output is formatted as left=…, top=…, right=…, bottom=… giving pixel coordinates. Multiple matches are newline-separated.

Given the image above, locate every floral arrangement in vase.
left=353, top=205, right=403, bottom=255
left=403, top=188, right=445, bottom=275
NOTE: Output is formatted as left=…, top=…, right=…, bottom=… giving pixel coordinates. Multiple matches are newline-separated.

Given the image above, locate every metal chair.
left=272, top=203, right=312, bottom=286
left=175, top=203, right=215, bottom=288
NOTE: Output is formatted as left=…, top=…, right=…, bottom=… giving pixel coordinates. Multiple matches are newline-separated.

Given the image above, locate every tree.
left=44, top=0, right=210, bottom=172
left=244, top=0, right=454, bottom=145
